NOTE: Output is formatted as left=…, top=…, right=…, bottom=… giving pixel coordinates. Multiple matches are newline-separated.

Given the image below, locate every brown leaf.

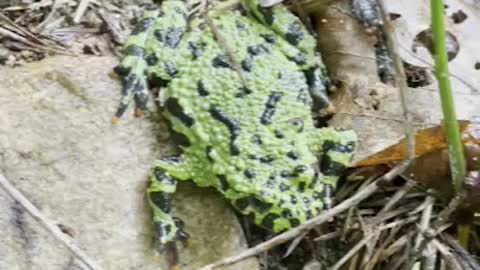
left=355, top=120, right=479, bottom=167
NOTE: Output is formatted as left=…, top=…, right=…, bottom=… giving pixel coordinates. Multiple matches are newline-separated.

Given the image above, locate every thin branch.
left=376, top=0, right=416, bottom=161
left=0, top=173, right=105, bottom=270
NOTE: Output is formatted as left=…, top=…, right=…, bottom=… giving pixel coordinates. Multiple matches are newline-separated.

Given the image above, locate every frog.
left=113, top=0, right=357, bottom=265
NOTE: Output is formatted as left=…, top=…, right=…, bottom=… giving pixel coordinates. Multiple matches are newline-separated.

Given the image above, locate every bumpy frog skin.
left=114, top=0, right=357, bottom=252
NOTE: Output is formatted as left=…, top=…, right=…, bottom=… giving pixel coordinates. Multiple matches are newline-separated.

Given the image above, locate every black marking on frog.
left=209, top=105, right=241, bottom=155
left=293, top=165, right=308, bottom=176
left=321, top=155, right=347, bottom=176
left=146, top=54, right=159, bottom=66
left=251, top=197, right=273, bottom=213
left=188, top=41, right=206, bottom=60
left=165, top=98, right=195, bottom=127
left=297, top=182, right=306, bottom=192
left=244, top=169, right=256, bottom=179
left=124, top=45, right=145, bottom=57
left=248, top=154, right=259, bottom=160
left=150, top=73, right=169, bottom=87
left=261, top=213, right=279, bottom=229
left=247, top=44, right=270, bottom=56
left=260, top=33, right=276, bottom=44
left=149, top=191, right=173, bottom=212
left=163, top=156, right=183, bottom=163
left=282, top=209, right=293, bottom=218
left=289, top=218, right=300, bottom=227
left=114, top=65, right=131, bottom=76
left=287, top=53, right=308, bottom=66
left=241, top=58, right=254, bottom=72
left=259, top=155, right=274, bottom=164
left=234, top=197, right=249, bottom=211
left=285, top=22, right=304, bottom=46
left=197, top=80, right=209, bottom=96
left=292, top=119, right=304, bottom=132
left=236, top=20, right=247, bottom=31
left=290, top=195, right=298, bottom=204
left=154, top=27, right=184, bottom=48
left=260, top=92, right=283, bottom=125
left=265, top=179, right=275, bottom=189
left=206, top=146, right=214, bottom=162
left=212, top=54, right=234, bottom=69
left=170, top=130, right=191, bottom=147
left=286, top=151, right=299, bottom=160
left=124, top=74, right=139, bottom=92
left=131, top=17, right=156, bottom=35
left=296, top=88, right=308, bottom=104
left=217, top=175, right=229, bottom=191
left=164, top=62, right=179, bottom=77
left=279, top=183, right=289, bottom=192
left=162, top=224, right=172, bottom=236
left=323, top=140, right=357, bottom=153
left=274, top=129, right=284, bottom=139
left=236, top=86, right=252, bottom=98
left=198, top=22, right=207, bottom=30
left=251, top=134, right=262, bottom=145
left=257, top=5, right=275, bottom=25
left=304, top=69, right=317, bottom=87
left=157, top=9, right=165, bottom=16
left=281, top=170, right=292, bottom=178
left=305, top=210, right=313, bottom=219
left=308, top=171, right=319, bottom=189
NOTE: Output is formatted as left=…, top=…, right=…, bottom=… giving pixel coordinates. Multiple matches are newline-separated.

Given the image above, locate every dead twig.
left=376, top=0, right=416, bottom=161
left=0, top=173, right=105, bottom=270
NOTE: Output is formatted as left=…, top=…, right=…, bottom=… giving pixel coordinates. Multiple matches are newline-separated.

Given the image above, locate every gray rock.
left=0, top=56, right=259, bottom=270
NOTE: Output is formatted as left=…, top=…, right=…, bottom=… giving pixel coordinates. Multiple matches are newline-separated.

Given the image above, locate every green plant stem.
left=431, top=0, right=468, bottom=248
left=430, top=0, right=466, bottom=193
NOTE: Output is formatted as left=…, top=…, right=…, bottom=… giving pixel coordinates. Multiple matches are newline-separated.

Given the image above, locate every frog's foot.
left=148, top=162, right=191, bottom=268
left=112, top=10, right=159, bottom=123
left=312, top=128, right=357, bottom=206
left=113, top=63, right=149, bottom=123
left=153, top=217, right=190, bottom=270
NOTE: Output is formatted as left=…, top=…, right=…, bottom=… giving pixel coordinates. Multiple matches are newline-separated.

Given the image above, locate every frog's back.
left=153, top=10, right=328, bottom=231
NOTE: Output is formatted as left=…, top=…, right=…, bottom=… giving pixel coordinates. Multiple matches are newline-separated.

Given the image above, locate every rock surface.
left=0, top=56, right=259, bottom=270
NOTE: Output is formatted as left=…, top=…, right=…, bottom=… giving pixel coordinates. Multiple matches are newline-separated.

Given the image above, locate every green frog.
left=113, top=0, right=356, bottom=266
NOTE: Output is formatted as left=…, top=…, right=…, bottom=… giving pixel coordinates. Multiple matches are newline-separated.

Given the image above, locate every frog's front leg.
left=147, top=157, right=191, bottom=268
left=113, top=9, right=160, bottom=121
left=113, top=0, right=188, bottom=122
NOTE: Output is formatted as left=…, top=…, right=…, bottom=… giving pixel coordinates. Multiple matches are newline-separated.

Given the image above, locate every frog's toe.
left=152, top=218, right=189, bottom=252
left=113, top=67, right=149, bottom=122
left=152, top=218, right=189, bottom=270
left=173, top=217, right=190, bottom=247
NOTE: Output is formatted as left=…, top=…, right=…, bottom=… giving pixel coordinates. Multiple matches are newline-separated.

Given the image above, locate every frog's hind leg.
left=311, top=128, right=357, bottom=208
left=147, top=156, right=191, bottom=268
